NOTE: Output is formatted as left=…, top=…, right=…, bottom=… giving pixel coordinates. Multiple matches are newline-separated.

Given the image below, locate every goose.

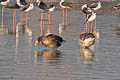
left=35, top=34, right=65, bottom=49
left=78, top=31, right=95, bottom=48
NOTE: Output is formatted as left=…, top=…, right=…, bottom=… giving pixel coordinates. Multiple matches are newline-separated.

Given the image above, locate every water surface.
left=0, top=7, right=120, bottom=80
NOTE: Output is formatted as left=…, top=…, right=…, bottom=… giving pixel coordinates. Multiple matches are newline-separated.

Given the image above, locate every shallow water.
left=0, top=7, right=120, bottom=80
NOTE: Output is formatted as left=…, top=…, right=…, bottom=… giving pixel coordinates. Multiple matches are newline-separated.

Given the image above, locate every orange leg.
left=40, top=11, right=43, bottom=27
left=87, top=23, right=89, bottom=33
left=13, top=10, right=16, bottom=33
left=90, top=22, right=93, bottom=33
left=84, top=14, right=88, bottom=32
left=48, top=13, right=50, bottom=24
left=62, top=8, right=65, bottom=25
left=84, top=14, right=86, bottom=30
left=13, top=10, right=15, bottom=33
left=42, top=12, right=44, bottom=27
left=94, top=19, right=96, bottom=31
left=86, top=15, right=89, bottom=33
left=40, top=11, right=44, bottom=36
left=14, top=10, right=17, bottom=27
left=48, top=12, right=51, bottom=33
left=66, top=8, right=68, bottom=25
left=1, top=6, right=5, bottom=26
left=25, top=12, right=29, bottom=27
left=20, top=11, right=23, bottom=23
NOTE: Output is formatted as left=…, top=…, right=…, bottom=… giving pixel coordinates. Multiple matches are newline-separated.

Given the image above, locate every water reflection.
left=112, top=24, right=120, bottom=37
left=78, top=48, right=94, bottom=64
left=0, top=25, right=8, bottom=34
left=34, top=49, right=61, bottom=63
left=59, top=23, right=67, bottom=36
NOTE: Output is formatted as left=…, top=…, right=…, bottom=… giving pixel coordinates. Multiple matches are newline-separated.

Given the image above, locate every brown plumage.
left=78, top=48, right=94, bottom=61
left=39, top=49, right=61, bottom=59
left=113, top=3, right=120, bottom=9
left=35, top=34, right=64, bottom=49
left=78, top=32, right=95, bottom=48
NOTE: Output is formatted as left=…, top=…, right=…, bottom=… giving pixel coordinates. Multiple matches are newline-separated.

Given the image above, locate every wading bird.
left=0, top=0, right=10, bottom=26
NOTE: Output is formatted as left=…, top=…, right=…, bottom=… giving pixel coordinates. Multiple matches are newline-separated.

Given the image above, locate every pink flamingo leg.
left=25, top=12, right=29, bottom=27
left=48, top=12, right=51, bottom=33
left=62, top=8, right=65, bottom=25
left=20, top=11, right=23, bottom=23
left=66, top=8, right=68, bottom=25
left=13, top=10, right=16, bottom=33
left=1, top=6, right=5, bottom=26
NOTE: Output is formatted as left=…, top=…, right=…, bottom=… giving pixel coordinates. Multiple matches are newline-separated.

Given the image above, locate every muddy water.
left=0, top=7, right=120, bottom=80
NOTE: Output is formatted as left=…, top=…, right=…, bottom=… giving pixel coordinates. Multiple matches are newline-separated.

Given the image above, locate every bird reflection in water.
left=78, top=48, right=94, bottom=64
left=16, top=23, right=32, bottom=36
left=34, top=49, right=61, bottom=64
left=59, top=22, right=67, bottom=36
left=112, top=24, right=120, bottom=37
